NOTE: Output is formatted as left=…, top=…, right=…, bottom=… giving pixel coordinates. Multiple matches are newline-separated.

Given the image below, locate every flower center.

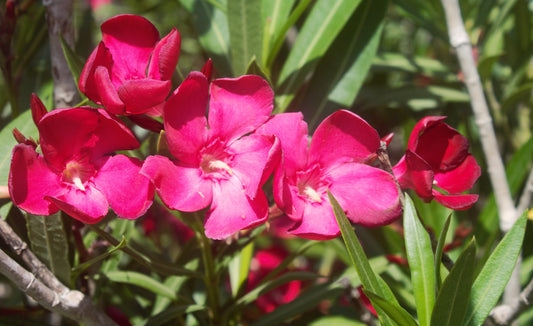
left=62, top=159, right=94, bottom=191
left=199, top=139, right=233, bottom=179
left=295, top=164, right=328, bottom=203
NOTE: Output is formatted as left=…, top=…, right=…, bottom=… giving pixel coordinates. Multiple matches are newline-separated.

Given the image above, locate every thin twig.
left=439, top=0, right=521, bottom=306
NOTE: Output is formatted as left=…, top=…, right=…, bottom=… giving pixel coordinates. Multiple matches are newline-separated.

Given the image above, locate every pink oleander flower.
left=247, top=245, right=303, bottom=313
left=256, top=110, right=402, bottom=240
left=9, top=95, right=154, bottom=224
left=79, top=14, right=180, bottom=116
left=141, top=72, right=278, bottom=240
left=392, top=116, right=480, bottom=210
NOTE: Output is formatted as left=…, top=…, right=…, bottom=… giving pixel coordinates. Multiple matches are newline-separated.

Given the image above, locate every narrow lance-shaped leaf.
left=26, top=212, right=71, bottom=285
left=227, top=0, right=263, bottom=76
left=435, top=214, right=452, bottom=291
left=275, top=0, right=361, bottom=113
left=260, top=0, right=296, bottom=67
left=364, top=291, right=418, bottom=326
left=180, top=0, right=232, bottom=76
left=403, top=194, right=436, bottom=326
left=228, top=241, right=254, bottom=296
left=104, top=270, right=178, bottom=300
left=431, top=239, right=477, bottom=326
left=464, top=213, right=528, bottom=326
left=328, top=190, right=402, bottom=325
left=305, top=0, right=387, bottom=128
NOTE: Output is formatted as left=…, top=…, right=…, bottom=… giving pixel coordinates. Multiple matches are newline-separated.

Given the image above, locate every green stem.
left=192, top=212, right=221, bottom=325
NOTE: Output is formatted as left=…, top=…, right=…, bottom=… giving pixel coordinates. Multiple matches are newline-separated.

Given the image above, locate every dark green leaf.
left=431, top=239, right=477, bottom=326
left=105, top=270, right=177, bottom=300
left=71, top=236, right=127, bottom=279
left=146, top=304, right=205, bottom=326
left=328, top=190, right=399, bottom=325
left=464, top=213, right=527, bottom=326
left=251, top=282, right=345, bottom=326
left=364, top=291, right=418, bottom=326
left=59, top=35, right=85, bottom=86
left=275, top=0, right=361, bottom=112
left=25, top=212, right=71, bottom=285
left=180, top=0, right=232, bottom=76
left=435, top=214, right=452, bottom=291
left=403, top=194, right=435, bottom=326
left=304, top=0, right=387, bottom=128
left=227, top=0, right=263, bottom=75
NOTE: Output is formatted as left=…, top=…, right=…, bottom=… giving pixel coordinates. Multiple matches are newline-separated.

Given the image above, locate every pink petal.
left=288, top=199, right=340, bottom=240
left=90, top=108, right=140, bottom=158
left=30, top=94, right=47, bottom=125
left=164, top=72, right=209, bottom=164
left=208, top=75, right=273, bottom=142
left=101, top=14, right=159, bottom=83
left=256, top=112, right=308, bottom=175
left=204, top=176, right=268, bottom=239
left=147, top=28, right=180, bottom=81
left=79, top=42, right=113, bottom=104
left=229, top=134, right=276, bottom=199
left=94, top=155, right=154, bottom=219
left=433, top=191, right=478, bottom=210
left=309, top=110, right=380, bottom=168
left=434, top=154, right=481, bottom=194
left=414, top=121, right=470, bottom=171
left=46, top=186, right=109, bottom=224
left=407, top=116, right=447, bottom=150
left=404, top=150, right=434, bottom=200
left=9, top=144, right=62, bottom=215
left=117, top=79, right=171, bottom=114
left=141, top=155, right=212, bottom=211
left=327, top=163, right=402, bottom=227
left=94, top=66, right=126, bottom=114
left=38, top=108, right=99, bottom=168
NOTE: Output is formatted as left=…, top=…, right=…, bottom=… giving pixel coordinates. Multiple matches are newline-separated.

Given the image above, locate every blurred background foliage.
left=0, top=0, right=532, bottom=325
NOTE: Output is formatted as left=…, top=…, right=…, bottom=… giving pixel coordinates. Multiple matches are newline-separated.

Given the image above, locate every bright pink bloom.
left=257, top=110, right=402, bottom=240
left=141, top=72, right=278, bottom=240
left=9, top=96, right=154, bottom=223
left=247, top=245, right=303, bottom=313
left=79, top=14, right=180, bottom=116
left=392, top=116, right=480, bottom=210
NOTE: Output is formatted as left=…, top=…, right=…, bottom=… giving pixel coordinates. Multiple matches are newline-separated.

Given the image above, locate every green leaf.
left=364, top=291, right=418, bottom=326
left=304, top=0, right=387, bottom=128
left=328, top=190, right=399, bottom=325
left=71, top=236, right=127, bottom=279
left=403, top=194, right=435, bottom=326
left=309, top=315, right=366, bottom=326
left=261, top=0, right=296, bottom=66
left=372, top=52, right=454, bottom=80
left=59, top=34, right=85, bottom=86
left=146, top=304, right=205, bottom=326
left=464, top=213, right=528, bottom=326
left=435, top=214, right=452, bottom=291
left=25, top=212, right=71, bottom=285
left=431, top=239, right=477, bottom=326
left=227, top=0, right=263, bottom=76
left=228, top=241, right=254, bottom=296
left=0, top=109, right=39, bottom=185
left=180, top=0, right=232, bottom=76
left=105, top=270, right=178, bottom=300
left=251, top=282, right=345, bottom=326
left=275, top=0, right=361, bottom=112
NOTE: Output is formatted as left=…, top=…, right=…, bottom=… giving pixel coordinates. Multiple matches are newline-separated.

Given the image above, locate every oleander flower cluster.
left=8, top=14, right=481, bottom=240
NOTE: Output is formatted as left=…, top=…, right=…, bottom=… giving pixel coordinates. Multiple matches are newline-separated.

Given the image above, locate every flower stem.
left=192, top=212, right=221, bottom=325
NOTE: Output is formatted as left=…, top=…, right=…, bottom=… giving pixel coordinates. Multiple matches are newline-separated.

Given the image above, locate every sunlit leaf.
left=431, top=239, right=477, bottom=326
left=105, top=270, right=178, bottom=300
left=403, top=194, right=435, bottom=326
left=364, top=291, right=418, bottom=326
left=464, top=213, right=527, bottom=326
left=25, top=212, right=71, bottom=285
left=435, top=214, right=452, bottom=290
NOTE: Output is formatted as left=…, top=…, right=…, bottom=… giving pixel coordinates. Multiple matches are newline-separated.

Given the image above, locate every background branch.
left=43, top=0, right=80, bottom=108
left=440, top=0, right=522, bottom=308
left=0, top=218, right=116, bottom=325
